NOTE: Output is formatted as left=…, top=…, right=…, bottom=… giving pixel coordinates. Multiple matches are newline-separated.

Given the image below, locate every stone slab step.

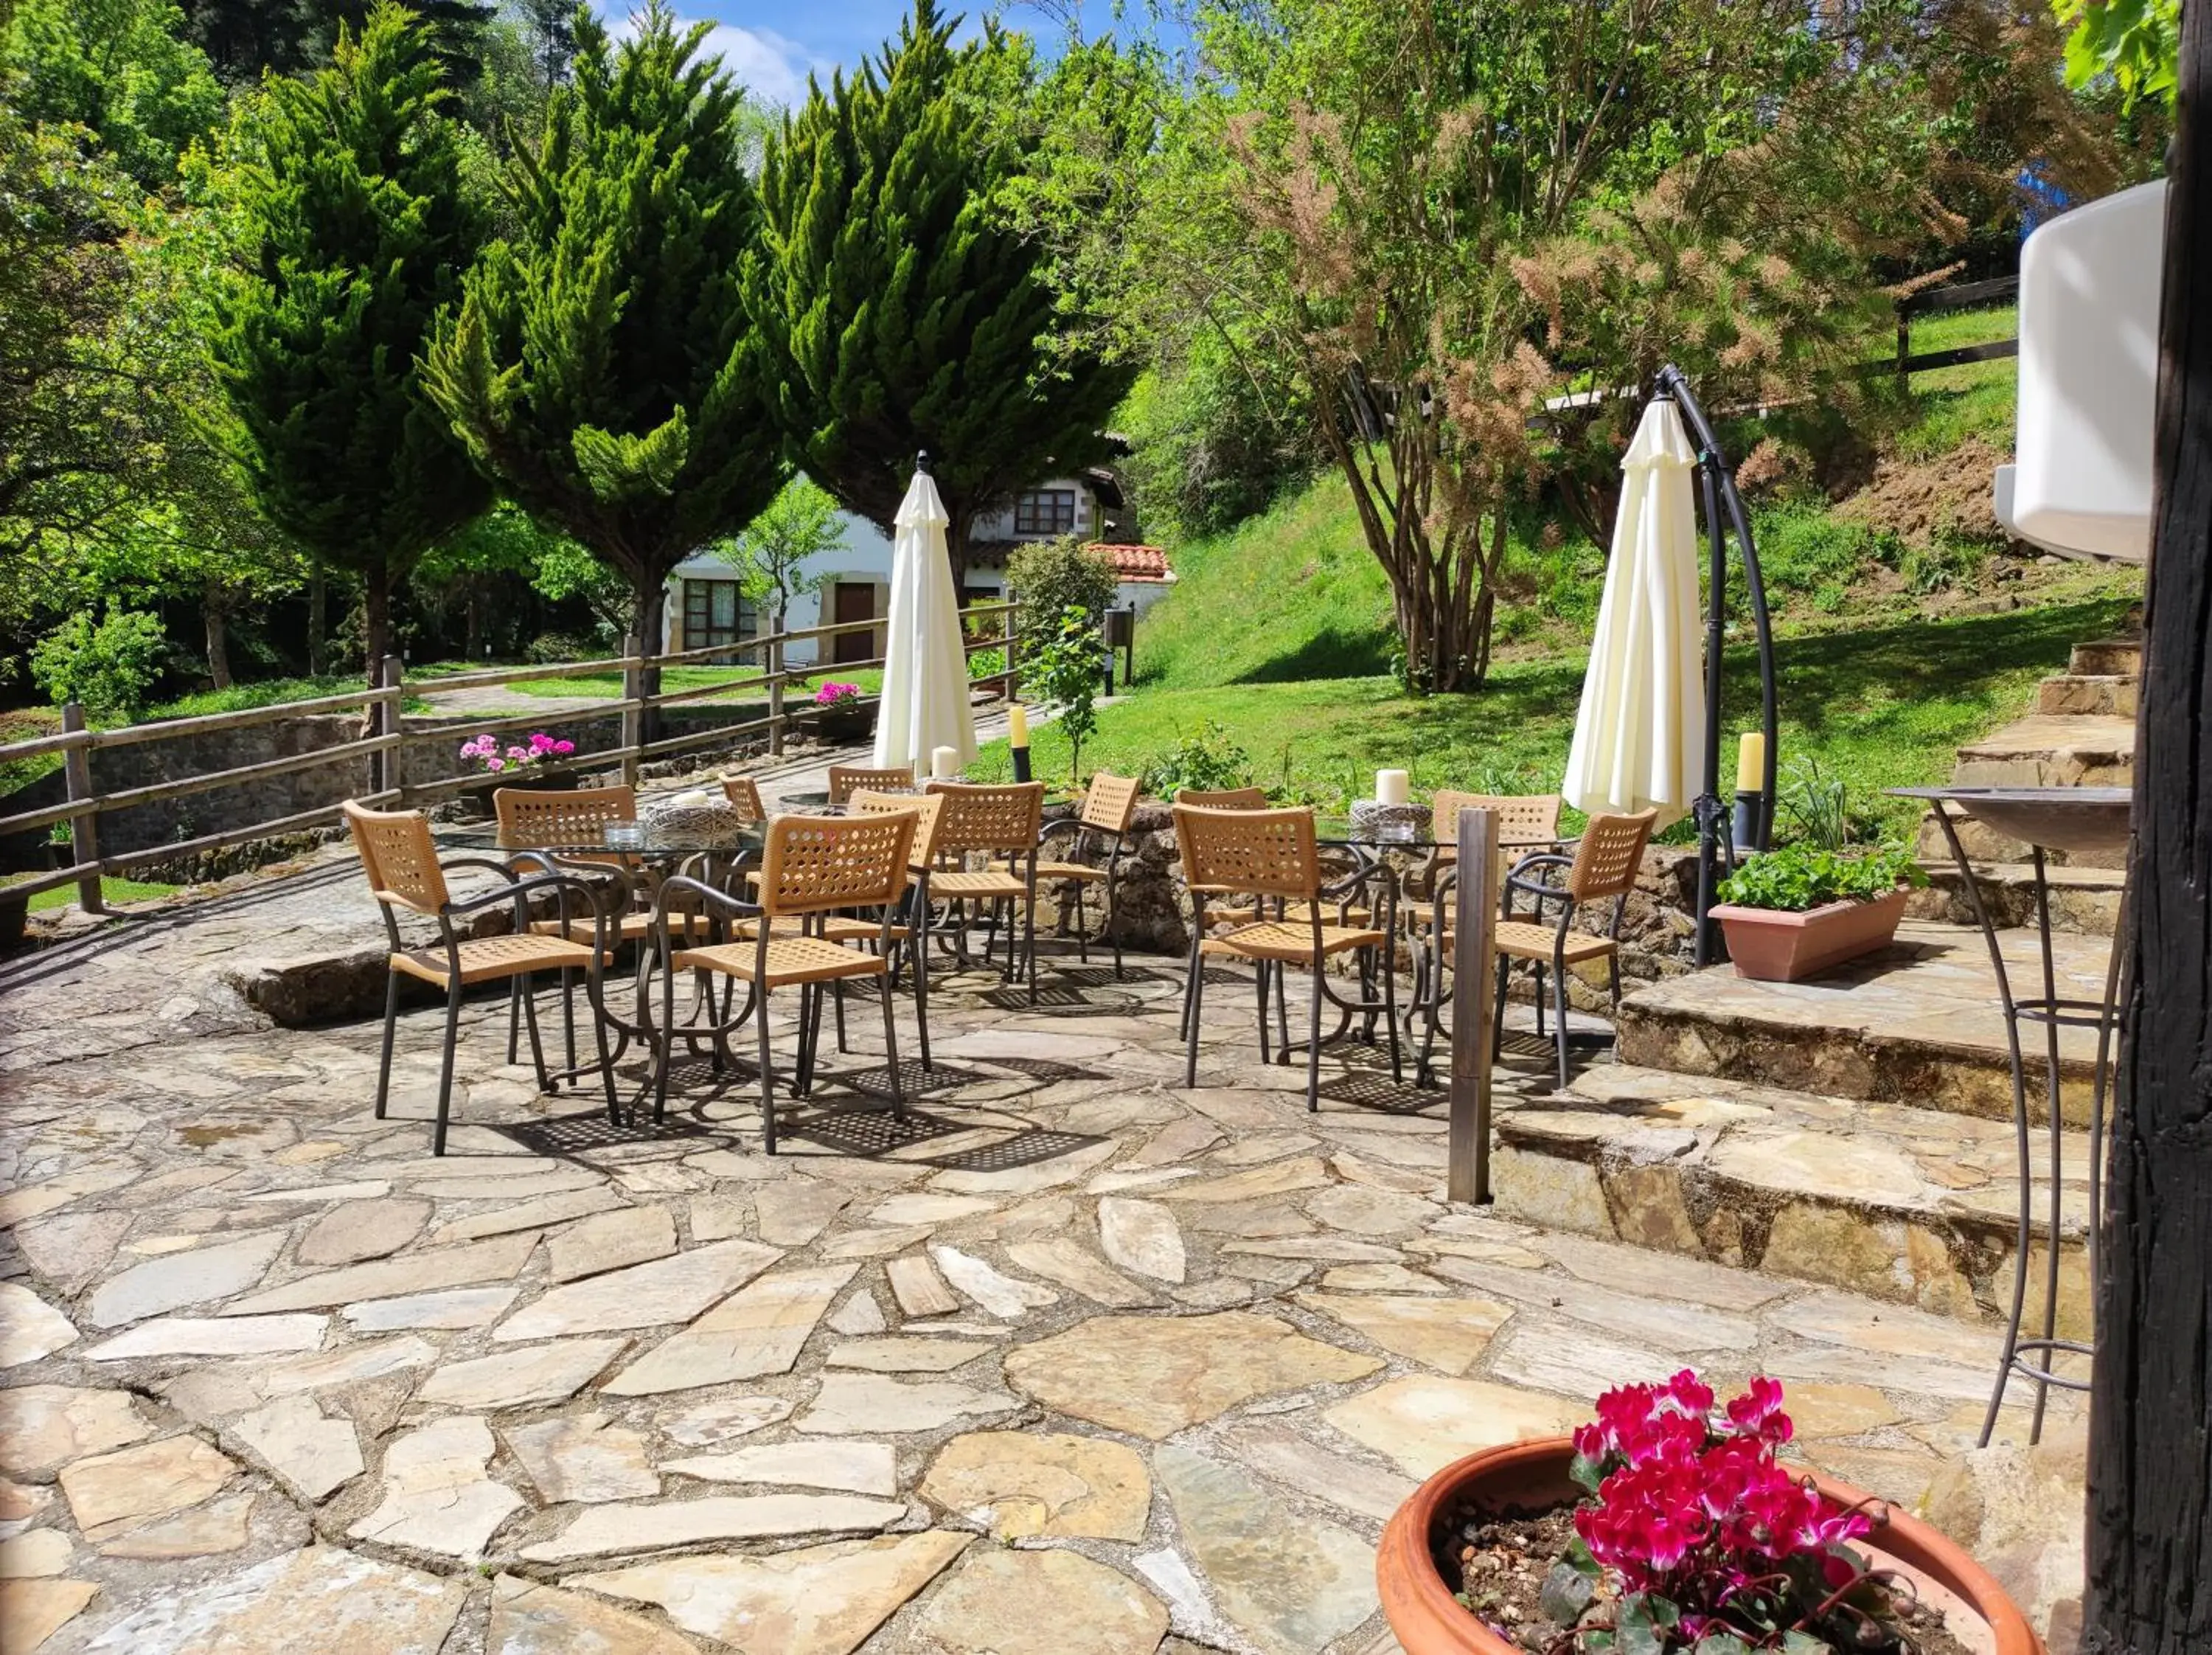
left=1613, top=922, right=2112, bottom=1128
left=1907, top=862, right=2127, bottom=938
left=2035, top=673, right=2137, bottom=718
left=1949, top=713, right=2135, bottom=791
left=1495, top=1063, right=2089, bottom=1335
left=2067, top=636, right=2140, bottom=678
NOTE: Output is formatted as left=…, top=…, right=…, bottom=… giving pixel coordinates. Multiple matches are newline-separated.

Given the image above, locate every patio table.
left=1891, top=785, right=2129, bottom=1447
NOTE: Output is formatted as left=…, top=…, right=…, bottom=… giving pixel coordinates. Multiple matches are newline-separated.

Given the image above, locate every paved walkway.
left=0, top=906, right=2078, bottom=1652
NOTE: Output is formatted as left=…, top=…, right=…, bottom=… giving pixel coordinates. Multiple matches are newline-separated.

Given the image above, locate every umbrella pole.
left=1655, top=366, right=1780, bottom=964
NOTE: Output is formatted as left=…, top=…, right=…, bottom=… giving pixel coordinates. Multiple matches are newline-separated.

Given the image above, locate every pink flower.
left=485, top=757, right=504, bottom=771
left=554, top=739, right=574, bottom=754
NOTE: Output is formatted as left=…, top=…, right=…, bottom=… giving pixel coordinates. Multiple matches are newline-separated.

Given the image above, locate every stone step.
left=1948, top=713, right=2135, bottom=791
left=2035, top=673, right=2137, bottom=718
left=1496, top=1063, right=2089, bottom=1336
left=1907, top=862, right=2127, bottom=937
left=1613, top=922, right=2113, bottom=1128
left=2067, top=636, right=2140, bottom=678
left=1913, top=808, right=2128, bottom=871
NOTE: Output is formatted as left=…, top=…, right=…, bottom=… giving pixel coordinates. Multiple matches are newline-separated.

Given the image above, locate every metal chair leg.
left=1533, top=964, right=1547, bottom=1036
left=1305, top=958, right=1324, bottom=1113
left=911, top=905, right=934, bottom=1072
left=1255, top=958, right=1272, bottom=1064
left=1493, top=953, right=1512, bottom=1051
left=832, top=976, right=849, bottom=1053
left=1275, top=949, right=1293, bottom=1064
left=1382, top=945, right=1402, bottom=1084
left=879, top=970, right=904, bottom=1118
left=1026, top=894, right=1037, bottom=1004
left=505, top=977, right=522, bottom=1066
left=374, top=971, right=399, bottom=1119
left=653, top=949, right=678, bottom=1122
left=431, top=976, right=465, bottom=1157
left=589, top=974, right=619, bottom=1125
left=1183, top=941, right=1207, bottom=1086
left=1107, top=864, right=1124, bottom=979
left=757, top=985, right=778, bottom=1154
left=1552, top=950, right=1572, bottom=1091
left=559, top=968, right=577, bottom=1081
left=519, top=973, right=552, bottom=1093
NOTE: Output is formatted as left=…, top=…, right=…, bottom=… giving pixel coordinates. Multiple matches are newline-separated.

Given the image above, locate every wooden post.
left=371, top=654, right=400, bottom=797
left=2083, top=11, right=2212, bottom=1651
left=619, top=633, right=644, bottom=789
left=1446, top=805, right=1498, bottom=1204
left=60, top=702, right=102, bottom=915
left=1895, top=299, right=1911, bottom=389
left=767, top=614, right=787, bottom=757
left=1004, top=596, right=1020, bottom=703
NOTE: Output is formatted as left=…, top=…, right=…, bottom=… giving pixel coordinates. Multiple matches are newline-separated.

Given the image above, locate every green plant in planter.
left=1716, top=842, right=1925, bottom=912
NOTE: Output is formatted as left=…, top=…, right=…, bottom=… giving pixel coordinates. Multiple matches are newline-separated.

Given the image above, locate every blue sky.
left=619, top=2, right=1170, bottom=108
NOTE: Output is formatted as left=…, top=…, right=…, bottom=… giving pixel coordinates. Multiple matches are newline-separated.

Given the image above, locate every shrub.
left=525, top=631, right=594, bottom=664
left=967, top=645, right=1007, bottom=682
left=1007, top=536, right=1119, bottom=632
left=1024, top=604, right=1107, bottom=785
left=30, top=607, right=170, bottom=720
left=1141, top=719, right=1252, bottom=797
left=1716, top=842, right=1925, bottom=912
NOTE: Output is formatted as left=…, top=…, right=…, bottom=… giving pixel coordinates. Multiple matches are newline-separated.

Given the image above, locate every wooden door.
left=832, top=583, right=874, bottom=664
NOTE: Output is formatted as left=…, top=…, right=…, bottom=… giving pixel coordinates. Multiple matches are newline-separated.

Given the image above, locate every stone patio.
left=0, top=893, right=2087, bottom=1654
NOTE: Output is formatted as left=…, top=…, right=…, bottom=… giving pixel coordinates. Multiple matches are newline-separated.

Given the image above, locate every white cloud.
left=608, top=12, right=829, bottom=112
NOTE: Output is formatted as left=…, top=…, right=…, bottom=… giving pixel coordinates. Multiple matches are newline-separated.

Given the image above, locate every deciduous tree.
left=212, top=2, right=490, bottom=675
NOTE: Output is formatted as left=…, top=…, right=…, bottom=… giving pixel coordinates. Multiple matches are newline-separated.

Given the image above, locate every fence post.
left=619, top=633, right=644, bottom=789
left=1004, top=596, right=1020, bottom=703
left=1446, top=805, right=1499, bottom=1204
left=767, top=618, right=786, bottom=757
left=371, top=654, right=401, bottom=797
left=1895, top=301, right=1911, bottom=390
left=60, top=701, right=102, bottom=915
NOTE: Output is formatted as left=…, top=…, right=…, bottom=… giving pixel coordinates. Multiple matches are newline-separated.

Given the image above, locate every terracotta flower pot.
left=1377, top=1435, right=2042, bottom=1655
left=1711, top=887, right=1911, bottom=982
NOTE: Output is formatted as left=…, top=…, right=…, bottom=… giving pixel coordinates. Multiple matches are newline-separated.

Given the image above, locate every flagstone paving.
left=0, top=929, right=2087, bottom=1654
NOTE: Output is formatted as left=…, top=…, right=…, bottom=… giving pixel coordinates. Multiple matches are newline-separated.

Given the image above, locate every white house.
left=662, top=469, right=1177, bottom=666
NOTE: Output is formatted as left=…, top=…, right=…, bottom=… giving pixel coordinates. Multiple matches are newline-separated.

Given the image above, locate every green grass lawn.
left=13, top=875, right=181, bottom=912
left=985, top=591, right=2139, bottom=842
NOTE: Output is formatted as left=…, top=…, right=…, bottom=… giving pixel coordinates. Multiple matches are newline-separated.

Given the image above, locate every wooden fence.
left=0, top=599, right=1020, bottom=914
left=1893, top=274, right=2020, bottom=379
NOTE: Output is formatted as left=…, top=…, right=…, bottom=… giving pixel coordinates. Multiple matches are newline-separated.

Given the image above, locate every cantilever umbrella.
left=873, top=461, right=977, bottom=773
left=1560, top=395, right=1705, bottom=829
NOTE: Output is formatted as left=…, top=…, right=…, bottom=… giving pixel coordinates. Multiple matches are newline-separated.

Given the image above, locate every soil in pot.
left=1434, top=1495, right=1975, bottom=1655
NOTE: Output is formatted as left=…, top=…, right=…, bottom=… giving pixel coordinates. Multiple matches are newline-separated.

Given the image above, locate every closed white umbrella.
left=1560, top=397, right=1705, bottom=829
left=873, top=464, right=977, bottom=773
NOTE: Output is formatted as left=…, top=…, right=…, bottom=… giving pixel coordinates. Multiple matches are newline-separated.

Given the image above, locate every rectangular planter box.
left=1711, top=887, right=1912, bottom=982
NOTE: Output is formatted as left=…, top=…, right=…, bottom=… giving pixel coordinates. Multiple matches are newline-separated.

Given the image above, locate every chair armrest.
left=655, top=874, right=762, bottom=923
left=440, top=872, right=605, bottom=920
left=1037, top=818, right=1085, bottom=847
left=439, top=854, right=523, bottom=882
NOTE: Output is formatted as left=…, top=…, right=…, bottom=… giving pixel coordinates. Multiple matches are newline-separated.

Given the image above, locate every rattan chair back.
left=1175, top=786, right=1267, bottom=810
left=1173, top=804, right=1320, bottom=901
left=344, top=800, right=448, bottom=914
left=494, top=785, right=636, bottom=860
left=925, top=781, right=1045, bottom=860
left=1567, top=809, right=1657, bottom=902
left=759, top=812, right=917, bottom=917
left=847, top=788, right=945, bottom=870
left=720, top=774, right=767, bottom=825
left=1431, top=790, right=1561, bottom=848
left=1079, top=772, right=1142, bottom=834
left=828, top=763, right=915, bottom=805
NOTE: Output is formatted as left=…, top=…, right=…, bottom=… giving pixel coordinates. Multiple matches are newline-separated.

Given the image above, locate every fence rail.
left=1893, top=274, right=2019, bottom=381
left=2, top=597, right=1026, bottom=915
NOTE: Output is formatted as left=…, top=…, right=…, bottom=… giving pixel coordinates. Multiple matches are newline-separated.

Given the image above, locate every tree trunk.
left=306, top=561, right=328, bottom=677
left=2081, top=13, right=2212, bottom=1652
left=633, top=572, right=664, bottom=749
left=464, top=588, right=484, bottom=664
left=947, top=508, right=970, bottom=602
left=361, top=565, right=391, bottom=691
left=202, top=583, right=234, bottom=691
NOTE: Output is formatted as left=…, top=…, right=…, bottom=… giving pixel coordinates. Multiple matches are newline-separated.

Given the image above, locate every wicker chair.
left=1173, top=803, right=1398, bottom=1111
left=827, top=763, right=916, bottom=805
left=1430, top=791, right=1564, bottom=856
left=1480, top=808, right=1656, bottom=1090
left=652, top=811, right=918, bottom=1152
left=720, top=774, right=767, bottom=825
left=1035, top=771, right=1141, bottom=976
left=492, top=784, right=639, bottom=1075
left=925, top=781, right=1046, bottom=1001
left=343, top=801, right=616, bottom=1156
left=1174, top=786, right=1268, bottom=809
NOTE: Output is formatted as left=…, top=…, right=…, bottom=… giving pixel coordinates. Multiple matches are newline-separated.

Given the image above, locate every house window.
left=1013, top=488, right=1077, bottom=535
left=682, top=579, right=754, bottom=648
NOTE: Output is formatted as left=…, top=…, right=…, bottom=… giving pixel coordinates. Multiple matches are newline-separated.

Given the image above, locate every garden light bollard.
left=1447, top=804, right=1500, bottom=1205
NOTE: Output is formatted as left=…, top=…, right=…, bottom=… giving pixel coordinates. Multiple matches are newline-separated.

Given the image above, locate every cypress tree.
left=424, top=0, right=785, bottom=675
left=212, top=1, right=489, bottom=675
left=745, top=0, right=1134, bottom=583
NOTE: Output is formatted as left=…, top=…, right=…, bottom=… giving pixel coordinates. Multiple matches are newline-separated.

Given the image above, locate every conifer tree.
left=745, top=0, right=1133, bottom=584
left=212, top=1, right=489, bottom=675
left=425, top=0, right=785, bottom=676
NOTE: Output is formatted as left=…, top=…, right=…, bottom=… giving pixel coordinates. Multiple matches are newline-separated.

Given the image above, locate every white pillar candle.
left=1376, top=768, right=1411, bottom=807
left=931, top=745, right=960, bottom=780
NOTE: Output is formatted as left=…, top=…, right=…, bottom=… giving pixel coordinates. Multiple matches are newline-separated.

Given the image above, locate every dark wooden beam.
left=2081, top=8, right=2212, bottom=1651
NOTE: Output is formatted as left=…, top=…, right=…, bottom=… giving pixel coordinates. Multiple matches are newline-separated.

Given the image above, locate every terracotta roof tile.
left=1091, top=543, right=1175, bottom=583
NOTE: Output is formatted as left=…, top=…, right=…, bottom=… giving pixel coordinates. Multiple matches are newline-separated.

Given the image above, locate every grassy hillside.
left=986, top=331, right=2143, bottom=841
